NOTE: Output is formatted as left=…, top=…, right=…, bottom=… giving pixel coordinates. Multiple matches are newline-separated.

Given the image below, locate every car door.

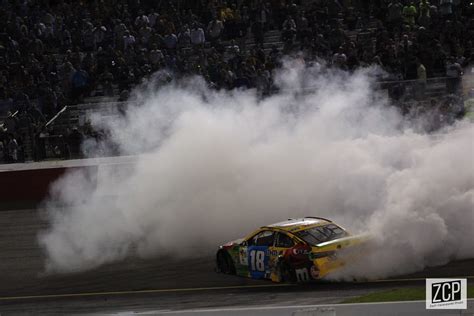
left=270, top=231, right=295, bottom=267
left=271, top=231, right=315, bottom=282
left=268, top=231, right=296, bottom=281
left=246, top=230, right=275, bottom=279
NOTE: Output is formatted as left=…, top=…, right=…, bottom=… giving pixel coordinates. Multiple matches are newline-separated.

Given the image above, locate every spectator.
left=149, top=44, right=165, bottom=68
left=177, top=25, right=191, bottom=48
left=333, top=47, right=348, bottom=69
left=190, top=23, right=205, bottom=47
left=416, top=60, right=427, bottom=99
left=207, top=17, right=225, bottom=44
left=445, top=56, right=463, bottom=94
left=439, top=0, right=454, bottom=19
left=71, top=66, right=89, bottom=103
left=163, top=31, right=178, bottom=50
left=82, top=22, right=95, bottom=52
left=464, top=89, right=474, bottom=120
left=0, top=137, right=4, bottom=163
left=418, top=0, right=432, bottom=27
left=403, top=1, right=418, bottom=26
left=282, top=16, right=296, bottom=45
left=138, top=23, right=153, bottom=46
left=257, top=3, right=271, bottom=31
left=123, top=31, right=136, bottom=51
left=135, top=12, right=150, bottom=28
left=148, top=10, right=160, bottom=28
left=7, top=133, right=19, bottom=163
left=67, top=127, right=84, bottom=159
left=99, top=68, right=115, bottom=97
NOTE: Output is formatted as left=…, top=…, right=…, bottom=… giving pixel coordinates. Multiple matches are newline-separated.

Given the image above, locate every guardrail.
left=0, top=110, right=19, bottom=129
left=45, top=106, right=68, bottom=128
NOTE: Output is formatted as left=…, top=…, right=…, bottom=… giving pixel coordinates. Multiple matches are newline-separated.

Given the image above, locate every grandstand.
left=0, top=0, right=473, bottom=163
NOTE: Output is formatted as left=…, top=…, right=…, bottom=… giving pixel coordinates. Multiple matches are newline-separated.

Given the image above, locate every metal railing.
left=0, top=75, right=471, bottom=164
left=45, top=106, right=68, bottom=128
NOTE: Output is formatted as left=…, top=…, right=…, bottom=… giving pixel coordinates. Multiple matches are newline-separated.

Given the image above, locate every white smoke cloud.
left=38, top=60, right=474, bottom=278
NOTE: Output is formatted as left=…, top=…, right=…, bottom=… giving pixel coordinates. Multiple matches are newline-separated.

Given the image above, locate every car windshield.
left=295, top=224, right=348, bottom=245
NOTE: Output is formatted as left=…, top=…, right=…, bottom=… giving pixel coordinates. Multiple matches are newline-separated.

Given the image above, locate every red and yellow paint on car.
left=216, top=217, right=368, bottom=282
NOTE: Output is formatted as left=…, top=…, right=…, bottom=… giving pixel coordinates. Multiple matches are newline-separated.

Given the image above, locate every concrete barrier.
left=0, top=166, right=97, bottom=202
left=0, top=156, right=136, bottom=206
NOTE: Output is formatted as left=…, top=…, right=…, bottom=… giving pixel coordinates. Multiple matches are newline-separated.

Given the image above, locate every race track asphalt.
left=0, top=208, right=473, bottom=314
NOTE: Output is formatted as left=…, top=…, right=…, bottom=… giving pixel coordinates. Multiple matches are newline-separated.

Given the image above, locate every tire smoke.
left=38, top=61, right=474, bottom=278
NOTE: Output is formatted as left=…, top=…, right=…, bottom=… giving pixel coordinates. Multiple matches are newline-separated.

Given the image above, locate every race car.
left=216, top=217, right=367, bottom=282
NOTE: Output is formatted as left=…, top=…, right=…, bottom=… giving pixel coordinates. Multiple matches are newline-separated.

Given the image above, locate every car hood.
left=220, top=238, right=244, bottom=249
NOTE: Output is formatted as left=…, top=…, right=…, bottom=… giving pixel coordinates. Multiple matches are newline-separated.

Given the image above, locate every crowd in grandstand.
left=0, top=0, right=473, bottom=162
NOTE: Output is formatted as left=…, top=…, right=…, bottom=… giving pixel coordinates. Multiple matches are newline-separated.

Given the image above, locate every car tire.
left=217, top=251, right=235, bottom=274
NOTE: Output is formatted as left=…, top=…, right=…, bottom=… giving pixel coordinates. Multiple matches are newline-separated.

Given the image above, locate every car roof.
left=262, top=217, right=332, bottom=233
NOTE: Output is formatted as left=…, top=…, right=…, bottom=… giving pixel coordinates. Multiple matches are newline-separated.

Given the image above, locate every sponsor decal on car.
left=295, top=267, right=310, bottom=282
left=292, top=248, right=309, bottom=256
left=291, top=244, right=311, bottom=256
left=266, top=249, right=280, bottom=256
left=239, top=247, right=248, bottom=265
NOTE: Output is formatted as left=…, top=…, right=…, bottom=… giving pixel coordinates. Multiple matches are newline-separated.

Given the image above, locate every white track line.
left=0, top=276, right=472, bottom=301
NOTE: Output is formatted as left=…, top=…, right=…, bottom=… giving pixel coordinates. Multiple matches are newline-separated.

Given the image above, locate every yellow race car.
left=216, top=217, right=367, bottom=282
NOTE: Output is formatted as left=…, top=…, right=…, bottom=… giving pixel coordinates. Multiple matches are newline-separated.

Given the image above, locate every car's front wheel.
left=216, top=251, right=235, bottom=274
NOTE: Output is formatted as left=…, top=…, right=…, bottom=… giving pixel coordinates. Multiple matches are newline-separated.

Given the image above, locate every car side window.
left=247, top=233, right=258, bottom=246
left=274, top=232, right=294, bottom=248
left=326, top=224, right=347, bottom=238
left=247, top=230, right=274, bottom=247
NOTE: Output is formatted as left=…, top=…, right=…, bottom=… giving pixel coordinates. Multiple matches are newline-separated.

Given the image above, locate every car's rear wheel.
left=217, top=251, right=235, bottom=274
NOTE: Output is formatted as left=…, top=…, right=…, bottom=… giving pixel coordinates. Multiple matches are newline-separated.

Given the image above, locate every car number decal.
left=250, top=250, right=265, bottom=271
left=248, top=246, right=268, bottom=278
